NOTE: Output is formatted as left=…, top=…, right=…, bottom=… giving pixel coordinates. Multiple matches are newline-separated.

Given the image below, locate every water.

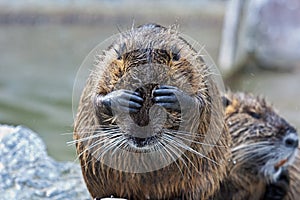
left=0, top=26, right=90, bottom=160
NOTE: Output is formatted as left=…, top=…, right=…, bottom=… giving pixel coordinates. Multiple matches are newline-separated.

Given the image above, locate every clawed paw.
left=99, top=90, right=144, bottom=113
left=153, top=85, right=195, bottom=112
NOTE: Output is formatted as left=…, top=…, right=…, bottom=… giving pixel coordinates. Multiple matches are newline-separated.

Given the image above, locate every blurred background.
left=0, top=0, right=299, bottom=161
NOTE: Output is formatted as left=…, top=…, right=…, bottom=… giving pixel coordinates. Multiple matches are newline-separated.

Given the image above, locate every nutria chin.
left=210, top=92, right=298, bottom=200
left=73, top=23, right=230, bottom=199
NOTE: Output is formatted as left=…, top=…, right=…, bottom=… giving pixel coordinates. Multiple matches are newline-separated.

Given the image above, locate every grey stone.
left=0, top=125, right=90, bottom=200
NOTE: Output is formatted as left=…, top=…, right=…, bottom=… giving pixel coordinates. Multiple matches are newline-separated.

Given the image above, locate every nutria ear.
left=222, top=96, right=231, bottom=107
left=137, top=23, right=164, bottom=29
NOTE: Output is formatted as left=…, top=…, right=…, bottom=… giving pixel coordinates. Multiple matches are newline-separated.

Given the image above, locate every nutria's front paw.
left=95, top=90, right=144, bottom=115
left=263, top=168, right=290, bottom=200
left=153, top=85, right=196, bottom=112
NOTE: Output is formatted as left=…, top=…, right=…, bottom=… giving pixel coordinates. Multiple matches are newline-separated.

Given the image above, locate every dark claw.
left=153, top=85, right=188, bottom=112
left=118, top=98, right=142, bottom=109
left=95, top=89, right=144, bottom=115
left=157, top=85, right=177, bottom=89
left=101, top=97, right=111, bottom=108
left=154, top=95, right=177, bottom=103
left=153, top=87, right=177, bottom=96
left=123, top=91, right=144, bottom=103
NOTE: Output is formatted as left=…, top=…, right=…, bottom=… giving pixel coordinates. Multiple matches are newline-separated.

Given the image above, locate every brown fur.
left=285, top=146, right=300, bottom=200
left=211, top=92, right=298, bottom=200
left=74, top=24, right=230, bottom=199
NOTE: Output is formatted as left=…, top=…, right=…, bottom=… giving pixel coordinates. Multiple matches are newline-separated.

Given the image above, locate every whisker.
left=159, top=141, right=187, bottom=177
left=75, top=133, right=123, bottom=163
left=111, top=137, right=127, bottom=156
left=164, top=134, right=220, bottom=166
left=75, top=125, right=120, bottom=132
left=67, top=133, right=102, bottom=146
left=80, top=137, right=120, bottom=168
left=231, top=142, right=273, bottom=152
left=164, top=130, right=226, bottom=148
left=233, top=145, right=274, bottom=155
left=93, top=137, right=122, bottom=161
left=232, top=144, right=276, bottom=163
left=68, top=129, right=122, bottom=145
left=60, top=132, right=74, bottom=136
left=171, top=132, right=206, bottom=139
left=157, top=140, right=184, bottom=177
left=165, top=129, right=206, bottom=138
left=161, top=135, right=197, bottom=176
left=75, top=138, right=110, bottom=163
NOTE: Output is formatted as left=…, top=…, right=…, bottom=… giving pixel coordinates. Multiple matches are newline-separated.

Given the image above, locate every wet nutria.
left=73, top=24, right=230, bottom=199
left=211, top=92, right=298, bottom=200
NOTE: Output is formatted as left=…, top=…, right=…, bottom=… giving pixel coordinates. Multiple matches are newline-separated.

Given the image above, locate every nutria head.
left=214, top=92, right=298, bottom=199
left=74, top=23, right=229, bottom=199
left=225, top=92, right=298, bottom=180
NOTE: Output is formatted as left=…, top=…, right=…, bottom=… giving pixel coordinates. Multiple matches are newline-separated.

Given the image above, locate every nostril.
left=284, top=134, right=299, bottom=148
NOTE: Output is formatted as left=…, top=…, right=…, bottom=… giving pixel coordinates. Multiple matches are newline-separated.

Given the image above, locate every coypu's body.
left=74, top=24, right=230, bottom=199
left=283, top=147, right=300, bottom=200
left=211, top=92, right=298, bottom=200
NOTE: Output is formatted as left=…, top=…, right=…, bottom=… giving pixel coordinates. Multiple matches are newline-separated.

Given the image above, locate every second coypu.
left=211, top=92, right=298, bottom=200
left=74, top=24, right=230, bottom=199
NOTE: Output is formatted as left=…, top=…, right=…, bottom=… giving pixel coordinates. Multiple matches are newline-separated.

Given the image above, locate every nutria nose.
left=284, top=133, right=299, bottom=148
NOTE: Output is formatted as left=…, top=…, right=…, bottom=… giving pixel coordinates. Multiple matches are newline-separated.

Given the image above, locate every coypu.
left=73, top=24, right=230, bottom=199
left=211, top=92, right=298, bottom=200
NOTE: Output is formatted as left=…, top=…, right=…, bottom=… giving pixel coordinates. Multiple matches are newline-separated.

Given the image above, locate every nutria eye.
left=248, top=111, right=261, bottom=119
left=222, top=96, right=231, bottom=107
left=172, top=53, right=180, bottom=61
left=114, top=48, right=122, bottom=60
left=114, top=43, right=126, bottom=60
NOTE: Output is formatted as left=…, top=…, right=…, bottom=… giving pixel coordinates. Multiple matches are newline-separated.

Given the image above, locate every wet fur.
left=284, top=147, right=300, bottom=200
left=211, top=92, right=298, bottom=200
left=266, top=146, right=300, bottom=200
left=74, top=24, right=230, bottom=199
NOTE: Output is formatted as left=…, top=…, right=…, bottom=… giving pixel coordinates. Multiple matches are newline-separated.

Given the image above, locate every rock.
left=0, top=125, right=90, bottom=200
